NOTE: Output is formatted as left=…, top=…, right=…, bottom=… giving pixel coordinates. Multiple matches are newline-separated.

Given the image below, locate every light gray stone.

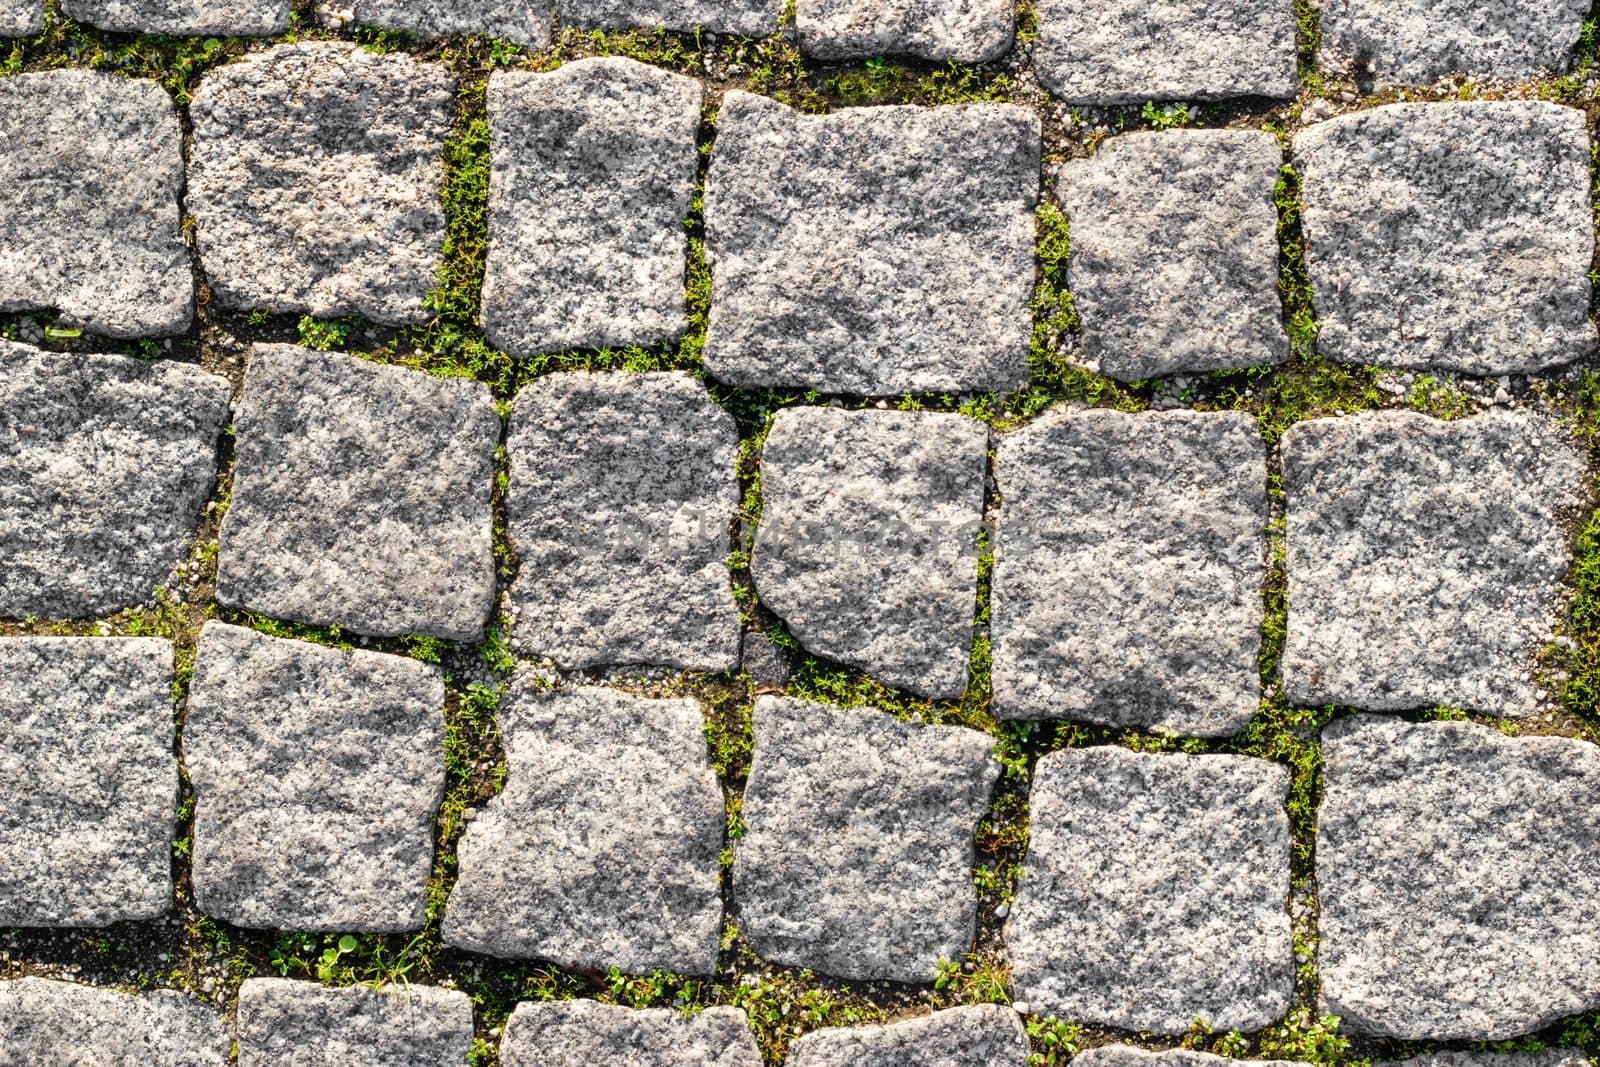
left=0, top=978, right=229, bottom=1067
left=63, top=0, right=288, bottom=34
left=734, top=696, right=1000, bottom=982
left=329, top=0, right=550, bottom=47
left=189, top=43, right=453, bottom=325
left=796, top=0, right=1013, bottom=61
left=1073, top=1050, right=1309, bottom=1067
left=1318, top=0, right=1589, bottom=87
left=507, top=371, right=740, bottom=670
left=237, top=978, right=474, bottom=1067
left=0, top=342, right=229, bottom=619
left=1282, top=410, right=1583, bottom=714
left=992, top=409, right=1267, bottom=736
left=0, top=0, right=40, bottom=34
left=704, top=92, right=1038, bottom=395
left=752, top=407, right=987, bottom=697
left=218, top=344, right=499, bottom=643
left=500, top=1000, right=761, bottom=1067
left=1007, top=747, right=1294, bottom=1034
left=0, top=638, right=175, bottom=927
left=0, top=71, right=190, bottom=337
left=482, top=59, right=703, bottom=358
left=1294, top=102, right=1595, bottom=375
left=1379, top=1054, right=1590, bottom=1067
left=1059, top=130, right=1287, bottom=381
left=186, top=622, right=446, bottom=932
left=1318, top=717, right=1600, bottom=1039
left=557, top=0, right=779, bottom=36
left=1035, top=0, right=1297, bottom=104
left=788, top=1005, right=1027, bottom=1066
left=444, top=684, right=724, bottom=975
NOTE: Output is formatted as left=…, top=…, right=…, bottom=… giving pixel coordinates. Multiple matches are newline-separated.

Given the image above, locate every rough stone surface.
left=0, top=71, right=190, bottom=337
left=796, top=0, right=1013, bottom=62
left=444, top=684, right=724, bottom=975
left=236, top=978, right=474, bottom=1067
left=1007, top=747, right=1294, bottom=1034
left=482, top=59, right=703, bottom=358
left=1059, top=130, right=1287, bottom=381
left=189, top=43, right=453, bottom=325
left=500, top=1000, right=762, bottom=1067
left=507, top=371, right=740, bottom=670
left=1294, top=102, right=1595, bottom=375
left=329, top=0, right=550, bottom=48
left=741, top=628, right=792, bottom=690
left=0, top=342, right=229, bottom=620
left=63, top=0, right=288, bottom=34
left=734, top=696, right=1000, bottom=982
left=753, top=408, right=986, bottom=697
left=992, top=409, right=1268, bottom=736
left=186, top=622, right=447, bottom=932
left=1035, top=0, right=1297, bottom=104
left=1074, top=1050, right=1309, bottom=1067
left=1282, top=410, right=1582, bottom=714
left=0, top=639, right=175, bottom=927
left=787, top=1005, right=1028, bottom=1066
left=1318, top=717, right=1600, bottom=1039
left=0, top=978, right=229, bottom=1067
left=704, top=92, right=1038, bottom=395
left=218, top=344, right=499, bottom=643
left=557, top=0, right=779, bottom=37
left=1380, top=1054, right=1590, bottom=1067
left=1318, top=0, right=1589, bottom=87
left=0, top=0, right=41, bottom=34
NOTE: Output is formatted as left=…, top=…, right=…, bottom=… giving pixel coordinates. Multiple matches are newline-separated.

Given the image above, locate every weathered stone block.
left=787, top=1005, right=1027, bottom=1066
left=499, top=1000, right=761, bottom=1066
left=557, top=0, right=779, bottom=37
left=0, top=978, right=228, bottom=1066
left=63, top=0, right=288, bottom=34
left=796, top=0, right=1013, bottom=61
left=328, top=0, right=550, bottom=47
left=1074, top=1050, right=1308, bottom=1067
left=1318, top=0, right=1589, bottom=87
left=0, top=0, right=42, bottom=34
left=236, top=978, right=474, bottom=1067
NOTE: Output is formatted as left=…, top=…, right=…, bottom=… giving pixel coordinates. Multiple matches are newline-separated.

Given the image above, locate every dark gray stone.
left=1073, top=1050, right=1309, bottom=1067
left=1294, top=102, right=1595, bottom=375
left=218, top=344, right=499, bottom=643
left=557, top=0, right=779, bottom=37
left=1318, top=0, right=1589, bottom=86
left=63, top=0, right=288, bottom=34
left=499, top=1000, right=761, bottom=1067
left=325, top=0, right=550, bottom=47
left=237, top=978, right=475, bottom=1067
left=0, top=0, right=41, bottom=33
left=0, top=978, right=229, bottom=1067
left=787, top=1005, right=1027, bottom=1066
left=741, top=629, right=792, bottom=690
left=704, top=92, right=1038, bottom=395
left=796, top=0, right=1013, bottom=61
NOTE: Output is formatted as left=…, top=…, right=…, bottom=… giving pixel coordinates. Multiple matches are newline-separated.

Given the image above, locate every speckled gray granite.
left=189, top=43, right=453, bottom=325
left=186, top=622, right=446, bottom=932
left=557, top=0, right=779, bottom=36
left=326, top=0, right=550, bottom=47
left=218, top=345, right=499, bottom=643
left=1282, top=410, right=1583, bottom=714
left=787, top=1005, right=1028, bottom=1066
left=0, top=71, right=190, bottom=337
left=507, top=371, right=740, bottom=670
left=1060, top=130, right=1287, bottom=381
left=444, top=684, right=724, bottom=975
left=734, top=696, right=1000, bottom=982
left=1318, top=717, right=1600, bottom=1039
left=0, top=639, right=175, bottom=927
left=237, top=979, right=474, bottom=1067
left=0, top=978, right=229, bottom=1067
left=0, top=342, right=229, bottom=620
left=1379, top=1053, right=1591, bottom=1067
left=500, top=1000, right=762, bottom=1067
left=992, top=409, right=1267, bottom=736
left=752, top=408, right=987, bottom=698
left=1074, top=1050, right=1309, bottom=1067
left=1035, top=0, right=1297, bottom=103
left=1294, top=102, right=1595, bottom=375
left=0, top=0, right=41, bottom=34
left=1007, top=747, right=1293, bottom=1034
left=63, top=0, right=288, bottom=34
left=704, top=92, right=1038, bottom=394
left=482, top=59, right=702, bottom=358
left=1318, top=0, right=1588, bottom=86
left=796, top=0, right=1013, bottom=61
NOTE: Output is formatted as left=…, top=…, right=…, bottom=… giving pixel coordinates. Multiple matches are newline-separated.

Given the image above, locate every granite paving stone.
left=237, top=978, right=474, bottom=1067
left=325, top=0, right=550, bottom=47
left=787, top=1005, right=1028, bottom=1066
left=0, top=0, right=41, bottom=33
left=796, top=0, right=1013, bottom=61
left=557, top=0, right=779, bottom=37
left=1379, top=1054, right=1590, bottom=1067
left=1318, top=0, right=1589, bottom=87
left=1074, top=1051, right=1309, bottom=1067
left=0, top=978, right=229, bottom=1067
left=499, top=1000, right=762, bottom=1067
left=63, top=0, right=288, bottom=34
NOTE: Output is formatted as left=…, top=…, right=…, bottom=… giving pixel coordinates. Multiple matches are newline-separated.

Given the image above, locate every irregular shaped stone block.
left=1035, top=0, right=1297, bottom=104
left=0, top=0, right=41, bottom=34
left=1007, top=747, right=1293, bottom=1034
left=752, top=407, right=986, bottom=697
left=734, top=696, right=1000, bottom=982
left=1318, top=717, right=1600, bottom=1039
left=187, top=622, right=446, bottom=932
left=1380, top=1054, right=1590, bottom=1067
left=1318, top=0, right=1588, bottom=87
left=1283, top=410, right=1582, bottom=714
left=237, top=979, right=474, bottom=1067
left=557, top=0, right=779, bottom=37
left=0, top=71, right=190, bottom=337
left=444, top=684, right=724, bottom=975
left=500, top=1000, right=761, bottom=1067
left=705, top=92, right=1038, bottom=394
left=788, top=1005, right=1027, bottom=1066
left=63, top=0, right=288, bottom=34
left=0, top=639, right=175, bottom=927
left=992, top=409, right=1267, bottom=736
left=218, top=345, right=499, bottom=643
left=1294, top=102, right=1595, bottom=375
left=1074, top=1050, right=1309, bottom=1067
left=483, top=59, right=702, bottom=357
left=0, top=342, right=229, bottom=620
left=189, top=43, right=453, bottom=325
left=0, top=978, right=229, bottom=1066
left=507, top=371, right=740, bottom=670
left=1060, top=130, right=1286, bottom=381
left=329, top=0, right=550, bottom=47
left=796, top=0, right=1013, bottom=61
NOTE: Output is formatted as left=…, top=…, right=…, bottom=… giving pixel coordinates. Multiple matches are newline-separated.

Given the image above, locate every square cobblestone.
left=1318, top=0, right=1588, bottom=87
left=1075, top=1050, right=1309, bottom=1067
left=788, top=1005, right=1027, bottom=1066
left=0, top=978, right=228, bottom=1065
left=237, top=978, right=474, bottom=1066
left=62, top=0, right=288, bottom=34
left=557, top=0, right=779, bottom=36
left=796, top=0, right=1013, bottom=61
left=500, top=1001, right=761, bottom=1066
left=327, top=0, right=550, bottom=47
left=0, top=0, right=41, bottom=33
